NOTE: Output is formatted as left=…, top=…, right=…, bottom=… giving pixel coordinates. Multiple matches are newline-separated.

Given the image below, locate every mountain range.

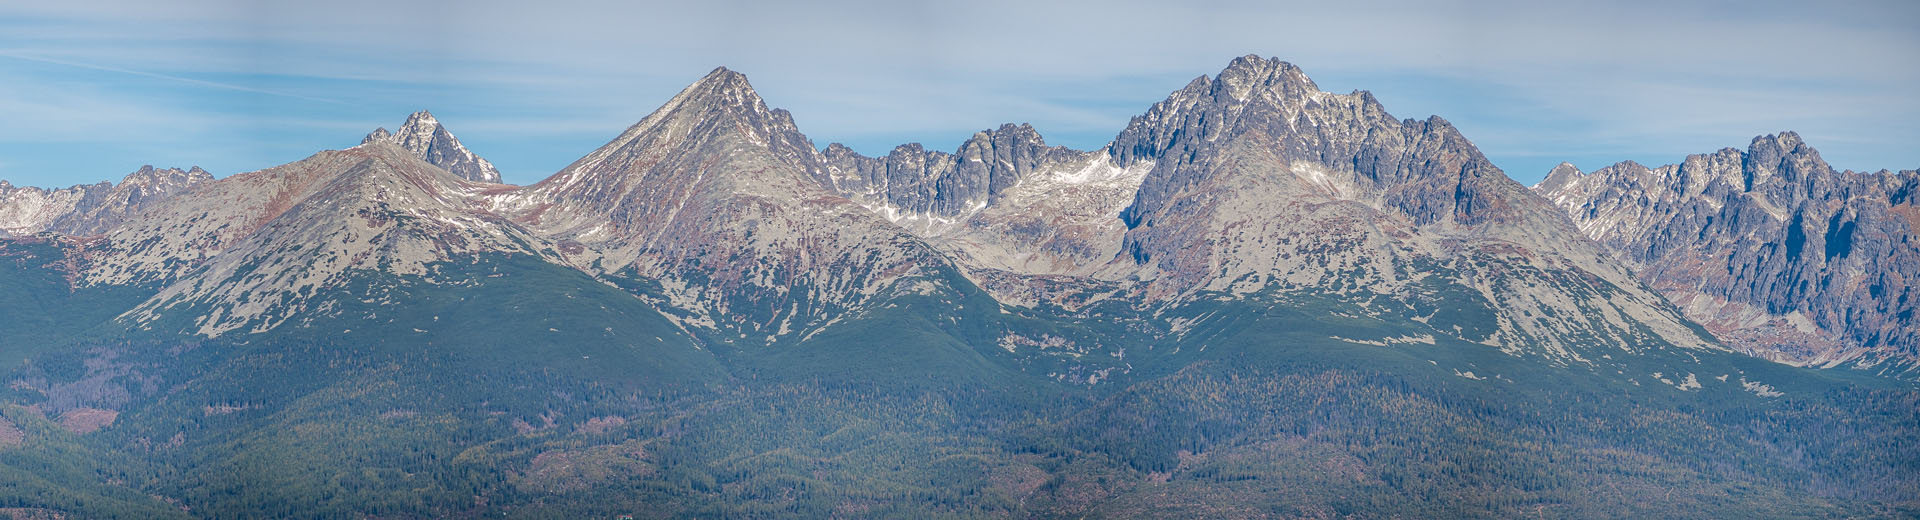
left=0, top=165, right=212, bottom=237
left=0, top=56, right=1912, bottom=518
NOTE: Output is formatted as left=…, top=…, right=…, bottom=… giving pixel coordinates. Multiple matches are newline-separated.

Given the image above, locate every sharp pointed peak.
left=701, top=66, right=747, bottom=82
left=594, top=64, right=804, bottom=155
left=1534, top=162, right=1588, bottom=192
left=666, top=66, right=765, bottom=109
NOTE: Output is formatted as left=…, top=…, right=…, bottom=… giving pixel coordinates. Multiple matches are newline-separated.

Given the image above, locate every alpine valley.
left=0, top=56, right=1914, bottom=518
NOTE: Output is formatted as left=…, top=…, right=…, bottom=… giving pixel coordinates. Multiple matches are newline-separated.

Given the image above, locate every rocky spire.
left=361, top=111, right=503, bottom=183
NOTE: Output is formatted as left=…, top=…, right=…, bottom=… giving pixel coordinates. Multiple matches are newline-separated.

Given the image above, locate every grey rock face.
left=362, top=111, right=503, bottom=183
left=1536, top=133, right=1920, bottom=367
left=0, top=166, right=213, bottom=236
left=824, top=123, right=1088, bottom=219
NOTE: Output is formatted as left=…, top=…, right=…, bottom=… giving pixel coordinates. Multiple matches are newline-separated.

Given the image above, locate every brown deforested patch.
left=55, top=408, right=118, bottom=434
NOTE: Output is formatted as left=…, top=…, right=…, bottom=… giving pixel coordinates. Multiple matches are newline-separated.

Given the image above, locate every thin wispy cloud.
left=0, top=0, right=1914, bottom=186
left=0, top=52, right=350, bottom=106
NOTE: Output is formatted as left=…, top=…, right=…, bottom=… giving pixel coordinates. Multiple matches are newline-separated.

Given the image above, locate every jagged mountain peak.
left=1108, top=56, right=1396, bottom=170
left=1214, top=54, right=1320, bottom=102
left=360, top=110, right=502, bottom=183
left=1549, top=131, right=1836, bottom=202
left=821, top=121, right=1094, bottom=233
left=1743, top=130, right=1832, bottom=189
left=387, top=110, right=443, bottom=148
left=1113, top=55, right=1522, bottom=233
left=1092, top=55, right=1711, bottom=358
left=1745, top=131, right=1820, bottom=167
left=1753, top=130, right=1806, bottom=151
left=121, top=165, right=214, bottom=187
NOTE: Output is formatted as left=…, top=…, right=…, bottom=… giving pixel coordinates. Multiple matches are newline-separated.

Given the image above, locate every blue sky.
left=1, top=0, right=1915, bottom=187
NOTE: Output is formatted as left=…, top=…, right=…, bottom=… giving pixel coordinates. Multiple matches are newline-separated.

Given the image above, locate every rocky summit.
left=0, top=57, right=1913, bottom=519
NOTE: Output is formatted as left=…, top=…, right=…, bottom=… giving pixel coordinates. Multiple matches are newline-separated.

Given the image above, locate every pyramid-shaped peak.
left=1533, top=162, right=1587, bottom=193
left=694, top=67, right=750, bottom=89
left=664, top=66, right=767, bottom=111
left=1600, top=159, right=1650, bottom=172
left=580, top=64, right=814, bottom=169
left=392, top=110, right=446, bottom=143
